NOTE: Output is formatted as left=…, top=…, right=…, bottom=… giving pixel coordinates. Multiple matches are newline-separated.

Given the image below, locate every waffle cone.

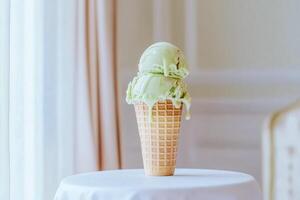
left=134, top=100, right=182, bottom=176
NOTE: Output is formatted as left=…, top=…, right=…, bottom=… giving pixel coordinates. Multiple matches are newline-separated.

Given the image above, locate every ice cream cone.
left=134, top=100, right=182, bottom=176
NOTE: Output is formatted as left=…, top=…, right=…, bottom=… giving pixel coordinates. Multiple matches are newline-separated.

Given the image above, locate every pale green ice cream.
left=139, top=42, right=188, bottom=79
left=126, top=42, right=191, bottom=119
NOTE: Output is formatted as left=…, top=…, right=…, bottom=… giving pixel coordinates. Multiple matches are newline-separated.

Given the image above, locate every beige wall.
left=195, top=0, right=300, bottom=69
left=117, top=0, right=300, bottom=184
left=117, top=0, right=153, bottom=70
left=118, top=0, right=300, bottom=70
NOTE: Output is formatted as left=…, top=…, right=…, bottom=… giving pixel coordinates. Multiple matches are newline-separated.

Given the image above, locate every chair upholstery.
left=263, top=101, right=300, bottom=200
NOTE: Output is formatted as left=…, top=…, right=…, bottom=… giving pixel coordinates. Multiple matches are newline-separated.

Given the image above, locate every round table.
left=54, top=168, right=262, bottom=200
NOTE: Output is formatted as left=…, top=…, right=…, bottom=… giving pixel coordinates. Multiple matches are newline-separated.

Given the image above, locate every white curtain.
left=0, top=0, right=121, bottom=200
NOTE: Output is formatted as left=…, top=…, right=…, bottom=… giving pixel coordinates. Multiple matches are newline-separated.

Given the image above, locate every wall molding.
left=120, top=67, right=300, bottom=85
left=191, top=97, right=297, bottom=114
left=186, top=68, right=300, bottom=86
left=119, top=68, right=300, bottom=114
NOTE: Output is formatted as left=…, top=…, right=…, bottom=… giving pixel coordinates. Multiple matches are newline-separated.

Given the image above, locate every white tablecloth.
left=54, top=169, right=262, bottom=200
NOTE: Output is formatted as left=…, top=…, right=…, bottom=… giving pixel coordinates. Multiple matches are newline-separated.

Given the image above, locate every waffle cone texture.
left=134, top=100, right=182, bottom=176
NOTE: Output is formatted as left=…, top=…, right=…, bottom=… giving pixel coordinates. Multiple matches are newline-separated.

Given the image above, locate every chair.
left=263, top=100, right=300, bottom=200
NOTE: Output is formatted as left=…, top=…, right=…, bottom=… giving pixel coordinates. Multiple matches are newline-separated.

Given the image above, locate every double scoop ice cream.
left=126, top=42, right=191, bottom=176
left=126, top=42, right=191, bottom=119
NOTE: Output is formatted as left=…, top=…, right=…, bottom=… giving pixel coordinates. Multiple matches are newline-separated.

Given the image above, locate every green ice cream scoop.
left=138, top=42, right=188, bottom=79
left=126, top=74, right=191, bottom=115
left=126, top=42, right=191, bottom=119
